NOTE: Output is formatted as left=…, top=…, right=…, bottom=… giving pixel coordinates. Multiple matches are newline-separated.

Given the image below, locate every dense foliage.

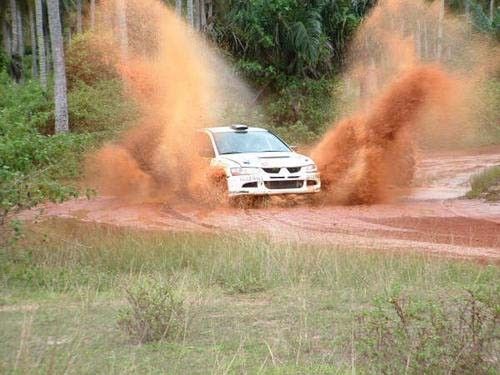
left=0, top=69, right=130, bottom=220
left=211, top=0, right=371, bottom=80
left=0, top=74, right=87, bottom=220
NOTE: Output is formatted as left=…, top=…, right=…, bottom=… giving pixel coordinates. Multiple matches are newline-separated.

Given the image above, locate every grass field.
left=1, top=219, right=498, bottom=374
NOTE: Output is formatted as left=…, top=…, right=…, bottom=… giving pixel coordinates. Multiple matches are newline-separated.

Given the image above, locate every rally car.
left=195, top=124, right=321, bottom=196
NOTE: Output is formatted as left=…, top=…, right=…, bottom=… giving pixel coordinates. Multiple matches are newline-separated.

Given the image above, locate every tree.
left=76, top=0, right=82, bottom=33
left=9, top=0, right=19, bottom=55
left=35, top=0, right=47, bottom=89
left=16, top=2, right=24, bottom=57
left=90, top=0, right=95, bottom=28
left=437, top=0, right=445, bottom=60
left=115, top=0, right=128, bottom=60
left=47, top=0, right=69, bottom=133
left=187, top=0, right=193, bottom=26
left=176, top=0, right=182, bottom=16
left=1, top=11, right=12, bottom=56
left=29, top=1, right=38, bottom=77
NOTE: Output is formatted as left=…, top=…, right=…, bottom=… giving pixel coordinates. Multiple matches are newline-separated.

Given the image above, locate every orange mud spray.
left=85, top=0, right=498, bottom=206
left=312, top=0, right=498, bottom=204
left=85, top=0, right=255, bottom=203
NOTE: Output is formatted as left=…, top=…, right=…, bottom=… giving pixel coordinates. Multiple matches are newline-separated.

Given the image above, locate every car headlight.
left=303, top=164, right=317, bottom=172
left=230, top=167, right=260, bottom=176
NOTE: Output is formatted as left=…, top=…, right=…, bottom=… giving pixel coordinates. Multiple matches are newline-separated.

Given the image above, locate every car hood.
left=216, top=152, right=314, bottom=168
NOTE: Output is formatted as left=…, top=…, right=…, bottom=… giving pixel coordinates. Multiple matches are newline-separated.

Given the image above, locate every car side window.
left=195, top=132, right=215, bottom=158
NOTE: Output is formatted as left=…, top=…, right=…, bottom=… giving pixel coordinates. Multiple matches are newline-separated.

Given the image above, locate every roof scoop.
left=230, top=124, right=248, bottom=132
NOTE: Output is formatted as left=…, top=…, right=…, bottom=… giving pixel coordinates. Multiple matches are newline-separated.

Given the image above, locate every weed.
left=466, top=165, right=500, bottom=201
left=118, top=277, right=186, bottom=343
left=356, top=290, right=499, bottom=374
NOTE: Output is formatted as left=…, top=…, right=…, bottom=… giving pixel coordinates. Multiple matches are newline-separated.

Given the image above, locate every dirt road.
left=19, top=150, right=500, bottom=261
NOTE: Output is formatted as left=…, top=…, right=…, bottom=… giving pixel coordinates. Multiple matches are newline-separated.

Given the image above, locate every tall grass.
left=3, top=219, right=496, bottom=297
left=1, top=219, right=498, bottom=373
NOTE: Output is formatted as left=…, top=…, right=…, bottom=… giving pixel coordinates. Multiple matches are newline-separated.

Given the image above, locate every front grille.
left=263, top=167, right=281, bottom=174
left=287, top=167, right=301, bottom=173
left=264, top=180, right=303, bottom=190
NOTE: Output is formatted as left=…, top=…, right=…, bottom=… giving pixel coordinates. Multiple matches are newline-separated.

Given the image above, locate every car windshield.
left=212, top=131, right=290, bottom=155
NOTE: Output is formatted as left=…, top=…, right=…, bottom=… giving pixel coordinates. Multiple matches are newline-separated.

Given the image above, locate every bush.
left=65, top=33, right=120, bottom=89
left=118, top=277, right=186, bottom=343
left=466, top=165, right=500, bottom=201
left=0, top=74, right=103, bottom=221
left=263, top=77, right=336, bottom=144
left=68, top=80, right=138, bottom=133
left=356, top=290, right=499, bottom=374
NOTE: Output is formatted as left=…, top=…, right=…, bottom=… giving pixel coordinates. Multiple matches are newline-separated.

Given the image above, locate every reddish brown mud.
left=19, top=150, right=500, bottom=261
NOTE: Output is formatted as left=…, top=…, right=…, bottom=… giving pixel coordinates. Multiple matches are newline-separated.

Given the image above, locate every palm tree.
left=1, top=8, right=12, bottom=56
left=47, top=0, right=69, bottom=133
left=115, top=0, right=128, bottom=60
left=28, top=1, right=37, bottom=77
left=176, top=0, right=182, bottom=16
left=9, top=0, right=19, bottom=55
left=187, top=0, right=193, bottom=26
left=90, top=0, right=95, bottom=28
left=76, top=0, right=82, bottom=33
left=437, top=0, right=445, bottom=60
left=16, top=2, right=24, bottom=57
left=34, top=0, right=47, bottom=89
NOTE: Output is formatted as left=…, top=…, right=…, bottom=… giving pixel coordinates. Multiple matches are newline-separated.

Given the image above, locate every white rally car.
left=196, top=124, right=321, bottom=196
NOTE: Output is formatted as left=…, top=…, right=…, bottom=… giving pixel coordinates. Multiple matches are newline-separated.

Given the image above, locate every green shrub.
left=262, top=77, right=336, bottom=144
left=65, top=33, right=120, bottom=89
left=0, top=75, right=104, bottom=220
left=466, top=165, right=500, bottom=201
left=68, top=80, right=138, bottom=133
left=356, top=290, right=499, bottom=374
left=118, top=277, right=186, bottom=343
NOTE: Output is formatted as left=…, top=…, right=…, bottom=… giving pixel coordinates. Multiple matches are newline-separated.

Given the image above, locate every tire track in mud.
left=160, top=205, right=217, bottom=229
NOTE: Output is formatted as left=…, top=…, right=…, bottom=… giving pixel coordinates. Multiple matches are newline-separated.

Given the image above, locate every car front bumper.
left=226, top=173, right=321, bottom=196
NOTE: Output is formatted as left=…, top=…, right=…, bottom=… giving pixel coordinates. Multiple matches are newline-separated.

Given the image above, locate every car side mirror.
left=290, top=145, right=298, bottom=152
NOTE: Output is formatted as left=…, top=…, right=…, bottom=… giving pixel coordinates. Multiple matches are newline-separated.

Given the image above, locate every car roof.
left=204, top=125, right=268, bottom=133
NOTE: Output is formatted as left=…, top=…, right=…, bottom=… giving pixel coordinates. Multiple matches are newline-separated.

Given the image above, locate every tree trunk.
left=415, top=20, right=421, bottom=60
left=47, top=0, right=69, bottom=133
left=35, top=0, right=47, bottom=89
left=17, top=4, right=24, bottom=56
left=115, top=0, right=128, bottom=61
left=436, top=0, right=444, bottom=61
left=490, top=0, right=495, bottom=21
left=76, top=0, right=83, bottom=33
left=29, top=3, right=38, bottom=78
left=9, top=0, right=19, bottom=55
left=200, top=0, right=206, bottom=30
left=464, top=0, right=470, bottom=18
left=175, top=0, right=182, bottom=16
left=90, top=0, right=96, bottom=29
left=423, top=20, right=428, bottom=59
left=194, top=0, right=200, bottom=30
left=2, top=16, right=12, bottom=56
left=45, top=23, right=51, bottom=72
left=187, top=0, right=193, bottom=27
